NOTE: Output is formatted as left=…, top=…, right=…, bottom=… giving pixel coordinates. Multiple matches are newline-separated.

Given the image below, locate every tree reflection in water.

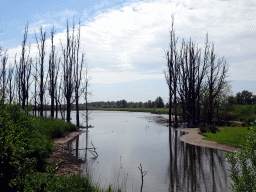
left=168, top=128, right=230, bottom=192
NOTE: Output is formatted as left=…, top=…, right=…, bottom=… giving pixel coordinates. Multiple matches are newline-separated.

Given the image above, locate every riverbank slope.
left=45, top=130, right=85, bottom=177
left=178, top=128, right=242, bottom=152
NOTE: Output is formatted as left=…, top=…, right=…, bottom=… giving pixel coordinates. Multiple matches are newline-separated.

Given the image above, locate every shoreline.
left=177, top=128, right=242, bottom=152
left=45, top=130, right=86, bottom=177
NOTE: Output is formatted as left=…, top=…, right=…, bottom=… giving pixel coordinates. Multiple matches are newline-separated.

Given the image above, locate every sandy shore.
left=44, top=130, right=86, bottom=177
left=178, top=128, right=242, bottom=152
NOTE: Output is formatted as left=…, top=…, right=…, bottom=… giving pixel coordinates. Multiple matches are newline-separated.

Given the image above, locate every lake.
left=69, top=110, right=231, bottom=192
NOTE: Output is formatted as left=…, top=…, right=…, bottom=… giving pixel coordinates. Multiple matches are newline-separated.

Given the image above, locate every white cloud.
left=5, top=0, right=256, bottom=87
left=90, top=67, right=164, bottom=84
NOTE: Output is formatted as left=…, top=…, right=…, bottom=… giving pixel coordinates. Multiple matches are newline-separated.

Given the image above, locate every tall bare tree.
left=48, top=27, right=60, bottom=118
left=35, top=26, right=47, bottom=116
left=73, top=23, right=85, bottom=127
left=7, top=61, right=15, bottom=103
left=164, top=16, right=178, bottom=127
left=16, top=24, right=32, bottom=109
left=0, top=51, right=7, bottom=92
left=32, top=58, right=38, bottom=116
left=165, top=19, right=228, bottom=129
left=83, top=66, right=90, bottom=128
left=206, top=43, right=228, bottom=126
left=61, top=20, right=85, bottom=124
left=61, top=21, right=74, bottom=122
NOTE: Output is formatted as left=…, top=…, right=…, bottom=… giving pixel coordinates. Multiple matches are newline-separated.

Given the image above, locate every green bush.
left=226, top=121, right=256, bottom=191
left=0, top=95, right=118, bottom=191
left=0, top=101, right=78, bottom=191
left=199, top=123, right=210, bottom=133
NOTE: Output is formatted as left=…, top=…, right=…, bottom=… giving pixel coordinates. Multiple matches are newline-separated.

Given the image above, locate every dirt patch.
left=177, top=128, right=242, bottom=152
left=44, top=130, right=86, bottom=177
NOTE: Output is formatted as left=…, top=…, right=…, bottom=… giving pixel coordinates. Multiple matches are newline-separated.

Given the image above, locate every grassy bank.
left=0, top=102, right=120, bottom=191
left=202, top=126, right=252, bottom=148
left=88, top=107, right=170, bottom=114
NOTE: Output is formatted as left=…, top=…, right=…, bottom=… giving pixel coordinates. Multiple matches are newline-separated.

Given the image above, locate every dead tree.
left=61, top=21, right=74, bottom=123
left=32, top=58, right=39, bottom=116
left=178, top=38, right=204, bottom=128
left=0, top=51, right=7, bottom=93
left=7, top=61, right=15, bottom=103
left=16, top=24, right=32, bottom=109
left=164, top=16, right=178, bottom=127
left=72, top=22, right=85, bottom=127
left=61, top=20, right=84, bottom=123
left=35, top=26, right=46, bottom=116
left=84, top=66, right=90, bottom=128
left=206, top=42, right=228, bottom=126
left=48, top=27, right=60, bottom=118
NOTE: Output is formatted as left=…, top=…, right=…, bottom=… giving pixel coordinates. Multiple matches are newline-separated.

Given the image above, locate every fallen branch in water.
left=138, top=163, right=147, bottom=192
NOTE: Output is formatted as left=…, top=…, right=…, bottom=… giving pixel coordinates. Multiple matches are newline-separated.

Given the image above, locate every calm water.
left=69, top=111, right=231, bottom=192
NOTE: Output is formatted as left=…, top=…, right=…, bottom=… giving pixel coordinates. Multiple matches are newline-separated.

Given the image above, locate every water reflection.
left=69, top=111, right=230, bottom=192
left=168, top=129, right=230, bottom=192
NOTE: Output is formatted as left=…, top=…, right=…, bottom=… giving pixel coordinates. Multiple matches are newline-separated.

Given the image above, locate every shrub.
left=199, top=123, right=210, bottom=133
left=199, top=123, right=219, bottom=133
left=226, top=121, right=256, bottom=191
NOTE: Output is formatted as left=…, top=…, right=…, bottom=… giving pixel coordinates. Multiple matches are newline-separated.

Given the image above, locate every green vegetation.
left=0, top=98, right=120, bottom=191
left=226, top=122, right=256, bottom=191
left=24, top=172, right=121, bottom=192
left=202, top=126, right=252, bottom=147
left=88, top=107, right=169, bottom=114
left=229, top=104, right=256, bottom=124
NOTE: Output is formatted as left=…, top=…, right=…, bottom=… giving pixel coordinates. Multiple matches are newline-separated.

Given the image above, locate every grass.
left=88, top=107, right=170, bottom=114
left=25, top=172, right=121, bottom=192
left=203, top=126, right=252, bottom=148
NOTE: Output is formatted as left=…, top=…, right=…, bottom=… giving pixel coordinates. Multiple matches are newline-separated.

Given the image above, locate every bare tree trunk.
left=165, top=16, right=177, bottom=128
left=35, top=26, right=46, bottom=116
left=61, top=20, right=85, bottom=124
left=7, top=62, right=15, bottom=103
left=61, top=21, right=74, bottom=123
left=48, top=27, right=59, bottom=118
left=73, top=23, right=85, bottom=127
left=206, top=43, right=228, bottom=126
left=17, top=24, right=32, bottom=109
left=1, top=53, right=7, bottom=91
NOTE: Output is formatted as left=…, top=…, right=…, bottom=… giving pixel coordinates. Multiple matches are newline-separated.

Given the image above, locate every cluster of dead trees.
left=165, top=18, right=228, bottom=128
left=0, top=21, right=89, bottom=127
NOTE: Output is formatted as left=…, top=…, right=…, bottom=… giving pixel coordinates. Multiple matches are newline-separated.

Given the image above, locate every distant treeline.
left=41, top=96, right=167, bottom=110
left=228, top=90, right=256, bottom=105
left=40, top=90, right=256, bottom=111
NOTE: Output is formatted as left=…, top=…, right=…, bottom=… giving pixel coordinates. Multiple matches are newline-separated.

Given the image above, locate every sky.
left=1, top=0, right=256, bottom=103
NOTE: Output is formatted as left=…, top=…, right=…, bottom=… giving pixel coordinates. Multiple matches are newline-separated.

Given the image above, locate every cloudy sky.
left=1, top=0, right=256, bottom=103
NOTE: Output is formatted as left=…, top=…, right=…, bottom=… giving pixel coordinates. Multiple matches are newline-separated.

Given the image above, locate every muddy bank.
left=178, top=128, right=242, bottom=152
left=44, top=130, right=86, bottom=177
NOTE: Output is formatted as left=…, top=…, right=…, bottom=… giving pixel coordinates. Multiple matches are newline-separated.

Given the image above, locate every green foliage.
left=203, top=126, right=252, bottom=147
left=31, top=116, right=78, bottom=140
left=24, top=172, right=96, bottom=192
left=0, top=101, right=78, bottom=190
left=226, top=122, right=256, bottom=192
left=0, top=102, right=40, bottom=190
left=0, top=100, right=120, bottom=191
left=155, top=96, right=164, bottom=108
